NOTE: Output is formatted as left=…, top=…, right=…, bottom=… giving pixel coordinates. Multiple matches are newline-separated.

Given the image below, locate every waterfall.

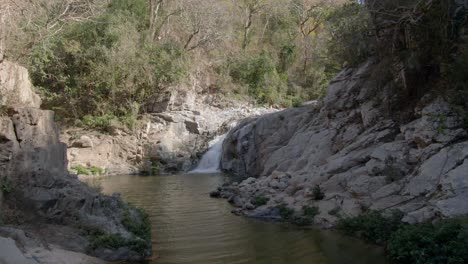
left=190, top=134, right=226, bottom=174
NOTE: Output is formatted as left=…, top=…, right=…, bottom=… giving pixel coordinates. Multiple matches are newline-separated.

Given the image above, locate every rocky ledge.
left=0, top=60, right=151, bottom=262
left=216, top=59, right=468, bottom=227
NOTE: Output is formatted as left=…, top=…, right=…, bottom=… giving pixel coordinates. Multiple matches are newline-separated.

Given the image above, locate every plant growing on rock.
left=387, top=221, right=468, bottom=264
left=277, top=204, right=295, bottom=220
left=0, top=177, right=13, bottom=194
left=253, top=196, right=269, bottom=206
left=312, top=185, right=325, bottom=200
left=293, top=206, right=320, bottom=226
left=337, top=210, right=404, bottom=245
left=89, top=232, right=149, bottom=255
left=122, top=208, right=151, bottom=241
left=303, top=206, right=320, bottom=218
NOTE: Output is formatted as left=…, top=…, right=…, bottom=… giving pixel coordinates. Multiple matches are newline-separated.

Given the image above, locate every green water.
left=94, top=173, right=388, bottom=264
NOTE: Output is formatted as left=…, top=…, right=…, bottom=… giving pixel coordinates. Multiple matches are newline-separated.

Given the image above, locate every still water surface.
left=95, top=173, right=388, bottom=264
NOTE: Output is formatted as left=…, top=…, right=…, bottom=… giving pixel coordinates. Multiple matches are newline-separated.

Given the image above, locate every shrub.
left=292, top=206, right=320, bottom=226
left=0, top=177, right=13, bottom=194
left=253, top=196, right=269, bottom=206
left=303, top=206, right=320, bottom=218
left=122, top=208, right=151, bottom=241
left=277, top=204, right=295, bottom=220
left=89, top=166, right=105, bottom=176
left=325, top=1, right=373, bottom=67
left=89, top=233, right=127, bottom=250
left=89, top=232, right=149, bottom=254
left=228, top=52, right=290, bottom=106
left=71, top=165, right=105, bottom=176
left=71, top=165, right=90, bottom=175
left=337, top=210, right=404, bottom=244
left=312, top=185, right=325, bottom=200
left=80, top=114, right=117, bottom=133
left=388, top=221, right=468, bottom=264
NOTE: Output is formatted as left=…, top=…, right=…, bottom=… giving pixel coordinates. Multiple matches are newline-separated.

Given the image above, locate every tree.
left=179, top=0, right=228, bottom=51
left=237, top=0, right=267, bottom=50
left=148, top=0, right=181, bottom=41
left=291, top=0, right=331, bottom=72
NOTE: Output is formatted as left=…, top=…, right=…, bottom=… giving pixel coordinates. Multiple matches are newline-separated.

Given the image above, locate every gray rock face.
left=220, top=59, right=468, bottom=226
left=0, top=60, right=151, bottom=261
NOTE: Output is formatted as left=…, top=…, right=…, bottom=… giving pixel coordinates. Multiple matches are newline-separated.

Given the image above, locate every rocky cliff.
left=218, top=59, right=467, bottom=226
left=0, top=60, right=151, bottom=262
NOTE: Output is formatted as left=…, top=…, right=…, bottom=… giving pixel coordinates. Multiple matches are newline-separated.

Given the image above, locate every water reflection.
left=92, top=174, right=388, bottom=264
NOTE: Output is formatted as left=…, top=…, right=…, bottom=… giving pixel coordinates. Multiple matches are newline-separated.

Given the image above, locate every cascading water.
left=190, top=134, right=227, bottom=173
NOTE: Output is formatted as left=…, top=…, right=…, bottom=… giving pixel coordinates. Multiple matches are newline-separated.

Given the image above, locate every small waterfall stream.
left=190, top=134, right=226, bottom=173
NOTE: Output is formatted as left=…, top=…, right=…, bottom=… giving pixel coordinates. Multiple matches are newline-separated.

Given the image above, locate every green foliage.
left=141, top=158, right=161, bottom=176
left=277, top=204, right=295, bottom=220
left=26, top=2, right=189, bottom=125
left=388, top=221, right=468, bottom=264
left=71, top=165, right=105, bottom=176
left=339, top=211, right=468, bottom=263
left=89, top=166, right=105, bottom=176
left=122, top=208, right=151, bottom=241
left=312, top=185, right=325, bottom=201
left=337, top=210, right=404, bottom=244
left=292, top=97, right=303, bottom=108
left=0, top=177, right=13, bottom=194
left=292, top=206, right=320, bottom=226
left=325, top=1, right=373, bottom=67
left=303, top=206, right=320, bottom=218
left=80, top=114, right=117, bottom=132
left=229, top=52, right=288, bottom=106
left=89, top=232, right=149, bottom=254
left=253, top=196, right=269, bottom=206
left=71, top=165, right=90, bottom=175
left=90, top=233, right=127, bottom=250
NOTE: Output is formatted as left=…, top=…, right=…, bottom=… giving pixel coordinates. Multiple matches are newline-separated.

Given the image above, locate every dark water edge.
left=89, top=173, right=389, bottom=264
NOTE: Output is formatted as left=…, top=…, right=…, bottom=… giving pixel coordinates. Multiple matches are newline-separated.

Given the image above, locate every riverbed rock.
left=219, top=59, right=468, bottom=226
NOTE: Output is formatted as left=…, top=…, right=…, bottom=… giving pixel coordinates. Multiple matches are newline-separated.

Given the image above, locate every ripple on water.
left=92, top=173, right=389, bottom=264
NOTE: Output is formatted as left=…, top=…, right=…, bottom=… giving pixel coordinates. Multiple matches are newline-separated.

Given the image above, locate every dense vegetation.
left=1, top=0, right=361, bottom=126
left=337, top=212, right=468, bottom=264
left=1, top=0, right=465, bottom=128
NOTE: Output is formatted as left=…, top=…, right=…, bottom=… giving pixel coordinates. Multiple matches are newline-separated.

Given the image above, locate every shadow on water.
left=90, top=173, right=389, bottom=264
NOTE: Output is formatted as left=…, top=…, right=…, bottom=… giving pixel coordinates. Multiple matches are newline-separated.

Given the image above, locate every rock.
left=219, top=59, right=468, bottom=226
left=70, top=135, right=94, bottom=148
left=0, top=60, right=41, bottom=108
